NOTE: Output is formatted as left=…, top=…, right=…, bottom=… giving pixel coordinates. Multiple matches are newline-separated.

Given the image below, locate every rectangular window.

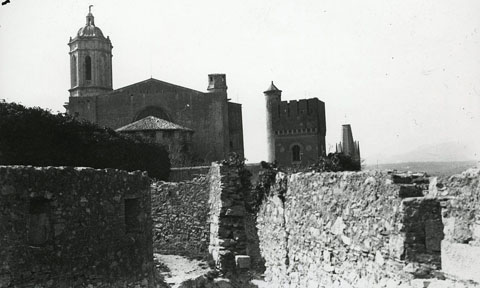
left=125, top=198, right=141, bottom=233
left=28, top=197, right=51, bottom=246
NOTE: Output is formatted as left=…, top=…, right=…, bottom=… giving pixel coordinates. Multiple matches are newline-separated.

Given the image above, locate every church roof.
left=116, top=116, right=194, bottom=132
left=264, top=81, right=282, bottom=94
left=112, top=78, right=204, bottom=95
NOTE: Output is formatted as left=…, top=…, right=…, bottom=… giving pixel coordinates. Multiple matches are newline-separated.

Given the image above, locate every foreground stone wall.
left=151, top=177, right=210, bottom=257
left=257, top=170, right=444, bottom=288
left=440, top=168, right=480, bottom=283
left=0, top=166, right=154, bottom=288
left=208, top=163, right=249, bottom=272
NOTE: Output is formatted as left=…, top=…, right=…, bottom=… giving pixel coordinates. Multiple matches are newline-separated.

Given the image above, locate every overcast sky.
left=1, top=0, right=479, bottom=164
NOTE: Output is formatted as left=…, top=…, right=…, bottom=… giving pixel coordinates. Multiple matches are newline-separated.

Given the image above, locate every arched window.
left=292, top=145, right=301, bottom=162
left=85, top=55, right=92, bottom=81
left=71, top=55, right=77, bottom=86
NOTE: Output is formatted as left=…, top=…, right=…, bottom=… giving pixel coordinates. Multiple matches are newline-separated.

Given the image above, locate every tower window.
left=85, top=55, right=92, bottom=81
left=292, top=145, right=301, bottom=162
left=71, top=55, right=77, bottom=87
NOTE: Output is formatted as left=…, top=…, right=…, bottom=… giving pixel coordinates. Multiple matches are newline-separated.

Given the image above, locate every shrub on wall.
left=309, top=152, right=361, bottom=172
left=0, top=101, right=170, bottom=180
left=245, top=161, right=279, bottom=214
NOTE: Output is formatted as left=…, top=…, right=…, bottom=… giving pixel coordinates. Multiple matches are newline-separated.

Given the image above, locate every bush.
left=309, top=152, right=361, bottom=172
left=0, top=101, right=170, bottom=180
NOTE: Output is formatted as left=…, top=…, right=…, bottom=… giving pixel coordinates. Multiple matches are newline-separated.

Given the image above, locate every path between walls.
left=154, top=254, right=269, bottom=288
left=154, top=254, right=211, bottom=287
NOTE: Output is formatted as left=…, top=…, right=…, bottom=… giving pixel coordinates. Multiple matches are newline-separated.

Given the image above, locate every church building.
left=65, top=9, right=244, bottom=165
left=264, top=82, right=326, bottom=166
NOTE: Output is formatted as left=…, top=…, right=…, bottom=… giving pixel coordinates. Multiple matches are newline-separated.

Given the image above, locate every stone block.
left=235, top=255, right=251, bottom=269
left=441, top=240, right=480, bottom=283
left=392, top=174, right=413, bottom=184
left=225, top=205, right=245, bottom=217
left=425, top=220, right=443, bottom=252
left=399, top=185, right=423, bottom=198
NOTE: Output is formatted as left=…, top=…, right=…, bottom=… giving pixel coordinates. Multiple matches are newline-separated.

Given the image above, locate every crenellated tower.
left=263, top=81, right=326, bottom=166
left=68, top=7, right=113, bottom=97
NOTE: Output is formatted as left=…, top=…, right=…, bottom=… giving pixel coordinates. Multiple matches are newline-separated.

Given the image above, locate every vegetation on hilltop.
left=0, top=101, right=170, bottom=180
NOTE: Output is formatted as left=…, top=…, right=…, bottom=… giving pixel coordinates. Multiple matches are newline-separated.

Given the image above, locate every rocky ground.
left=153, top=254, right=268, bottom=288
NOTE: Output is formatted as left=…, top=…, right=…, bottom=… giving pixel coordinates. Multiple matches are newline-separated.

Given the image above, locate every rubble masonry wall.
left=257, top=171, right=444, bottom=288
left=440, top=168, right=480, bottom=283
left=151, top=176, right=210, bottom=257
left=0, top=166, right=154, bottom=288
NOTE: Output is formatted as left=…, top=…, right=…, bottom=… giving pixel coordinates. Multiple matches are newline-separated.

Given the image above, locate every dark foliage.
left=0, top=101, right=170, bottom=180
left=246, top=161, right=278, bottom=214
left=220, top=152, right=246, bottom=168
left=309, top=152, right=361, bottom=172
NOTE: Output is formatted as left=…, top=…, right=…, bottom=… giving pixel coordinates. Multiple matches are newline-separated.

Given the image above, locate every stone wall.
left=439, top=168, right=480, bottom=283
left=151, top=177, right=210, bottom=257
left=257, top=170, right=445, bottom=288
left=208, top=163, right=249, bottom=272
left=0, top=166, right=154, bottom=288
left=169, top=166, right=210, bottom=182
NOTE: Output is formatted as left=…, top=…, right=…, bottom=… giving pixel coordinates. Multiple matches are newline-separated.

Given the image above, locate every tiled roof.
left=116, top=116, right=193, bottom=132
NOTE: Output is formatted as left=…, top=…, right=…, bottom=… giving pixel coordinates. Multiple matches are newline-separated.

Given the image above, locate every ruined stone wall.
left=208, top=163, right=249, bottom=272
left=257, top=171, right=444, bottom=288
left=439, top=168, right=480, bottom=283
left=0, top=166, right=154, bottom=288
left=151, top=177, right=210, bottom=257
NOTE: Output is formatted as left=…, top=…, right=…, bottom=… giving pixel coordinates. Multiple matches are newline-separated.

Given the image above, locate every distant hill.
left=370, top=141, right=478, bottom=165
left=365, top=160, right=478, bottom=177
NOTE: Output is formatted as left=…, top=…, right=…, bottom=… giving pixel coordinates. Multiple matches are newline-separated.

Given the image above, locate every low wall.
left=257, top=170, right=444, bottom=287
left=151, top=176, right=210, bottom=257
left=0, top=166, right=154, bottom=288
left=440, top=168, right=480, bottom=283
left=169, top=166, right=210, bottom=182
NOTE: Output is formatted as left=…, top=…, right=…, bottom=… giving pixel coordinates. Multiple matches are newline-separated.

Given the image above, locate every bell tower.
left=68, top=6, right=113, bottom=97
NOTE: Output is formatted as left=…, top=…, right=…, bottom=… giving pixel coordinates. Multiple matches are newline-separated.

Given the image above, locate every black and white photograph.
left=1, top=1, right=479, bottom=287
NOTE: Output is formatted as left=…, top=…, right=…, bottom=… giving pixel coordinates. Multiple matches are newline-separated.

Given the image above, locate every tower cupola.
left=77, top=10, right=105, bottom=38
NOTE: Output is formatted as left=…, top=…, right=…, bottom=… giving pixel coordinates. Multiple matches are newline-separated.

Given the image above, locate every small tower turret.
left=207, top=74, right=227, bottom=93
left=264, top=81, right=282, bottom=162
left=336, top=124, right=361, bottom=170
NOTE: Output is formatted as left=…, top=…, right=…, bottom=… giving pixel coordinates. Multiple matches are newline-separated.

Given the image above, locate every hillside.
left=365, top=160, right=478, bottom=177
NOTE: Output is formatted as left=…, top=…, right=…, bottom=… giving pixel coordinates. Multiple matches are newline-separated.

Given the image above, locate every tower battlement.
left=274, top=98, right=324, bottom=119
